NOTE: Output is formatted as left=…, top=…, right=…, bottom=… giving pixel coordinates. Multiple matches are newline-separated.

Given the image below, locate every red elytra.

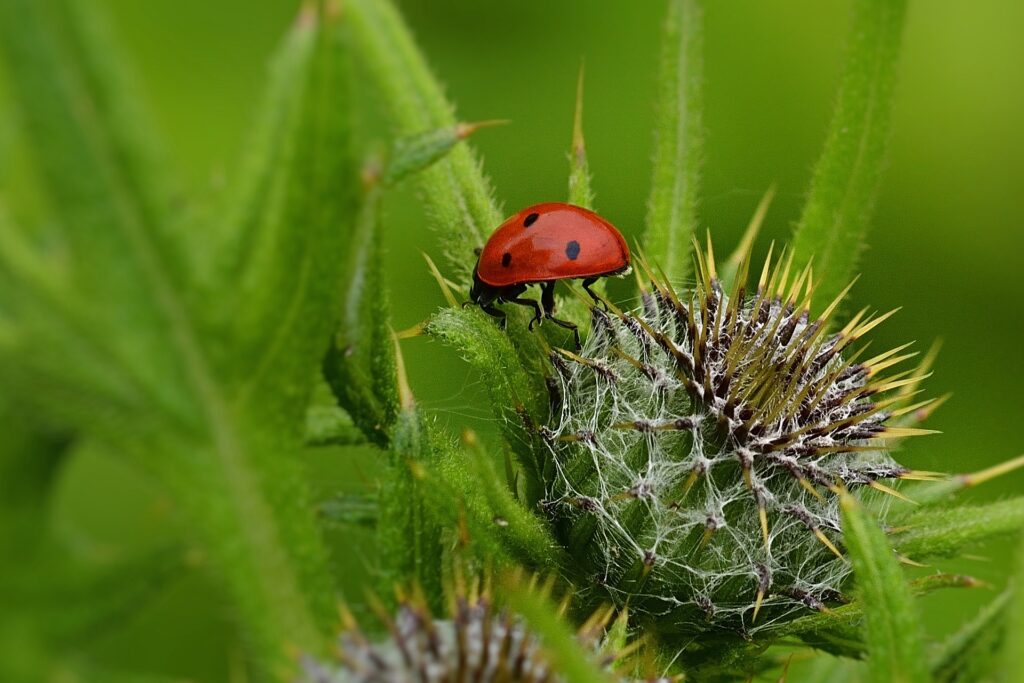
left=476, top=202, right=630, bottom=286
left=468, top=202, right=631, bottom=348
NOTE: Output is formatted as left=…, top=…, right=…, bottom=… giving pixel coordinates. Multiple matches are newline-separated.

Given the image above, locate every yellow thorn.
left=888, top=397, right=936, bottom=418
left=898, top=470, right=946, bottom=482
left=727, top=184, right=777, bottom=273
left=699, top=526, right=715, bottom=551
left=852, top=307, right=902, bottom=339
left=423, top=252, right=459, bottom=307
left=898, top=554, right=929, bottom=568
left=758, top=506, right=770, bottom=549
left=867, top=351, right=920, bottom=377
left=872, top=373, right=934, bottom=395
left=758, top=241, right=776, bottom=291
left=572, top=63, right=587, bottom=156
left=706, top=230, right=718, bottom=280
left=752, top=588, right=765, bottom=623
left=962, top=453, right=1024, bottom=488
left=391, top=328, right=415, bottom=409
left=813, top=528, right=844, bottom=560
left=869, top=480, right=917, bottom=504
left=878, top=426, right=941, bottom=439
left=455, top=118, right=512, bottom=139
left=798, top=476, right=825, bottom=501
left=818, top=276, right=861, bottom=323
left=680, top=468, right=700, bottom=498
left=394, top=322, right=425, bottom=339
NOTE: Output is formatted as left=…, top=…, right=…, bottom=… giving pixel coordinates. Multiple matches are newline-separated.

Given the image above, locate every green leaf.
left=305, top=402, right=366, bottom=447
left=448, top=430, right=566, bottom=569
left=323, top=182, right=398, bottom=446
left=791, top=0, right=908, bottom=309
left=931, top=589, right=1010, bottom=683
left=840, top=492, right=927, bottom=683
left=426, top=307, right=549, bottom=506
left=1005, top=536, right=1024, bottom=683
left=0, top=2, right=358, bottom=678
left=212, top=8, right=318, bottom=291
left=376, top=407, right=445, bottom=608
left=643, top=0, right=704, bottom=283
left=892, top=498, right=1024, bottom=561
left=347, top=0, right=502, bottom=280
left=777, top=573, right=980, bottom=654
left=567, top=68, right=595, bottom=210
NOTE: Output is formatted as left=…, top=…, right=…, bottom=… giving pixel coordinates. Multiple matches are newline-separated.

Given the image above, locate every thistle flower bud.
left=542, top=246, right=934, bottom=637
left=298, top=581, right=675, bottom=683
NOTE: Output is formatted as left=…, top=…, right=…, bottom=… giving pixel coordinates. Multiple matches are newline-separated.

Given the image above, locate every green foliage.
left=931, top=589, right=1010, bottom=683
left=323, top=181, right=398, bottom=446
left=346, top=0, right=502, bottom=280
left=2, top=0, right=1022, bottom=680
left=426, top=307, right=549, bottom=505
left=840, top=492, right=928, bottom=683
left=643, top=0, right=704, bottom=283
left=791, top=0, right=908, bottom=309
left=0, top=0, right=357, bottom=679
left=1005, top=537, right=1024, bottom=683
left=892, top=498, right=1024, bottom=560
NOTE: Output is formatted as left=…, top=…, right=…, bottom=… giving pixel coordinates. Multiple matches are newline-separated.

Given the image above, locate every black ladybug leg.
left=581, top=277, right=607, bottom=310
left=508, top=296, right=544, bottom=330
left=481, top=303, right=507, bottom=330
left=541, top=281, right=557, bottom=317
left=546, top=316, right=582, bottom=350
left=540, top=281, right=581, bottom=349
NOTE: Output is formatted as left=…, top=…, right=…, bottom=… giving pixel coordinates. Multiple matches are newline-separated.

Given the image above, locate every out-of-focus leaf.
left=1007, top=537, right=1024, bottom=683
left=376, top=407, right=444, bottom=608
left=840, top=492, right=927, bottom=683
left=347, top=0, right=502, bottom=280
left=892, top=498, right=1024, bottom=561
left=931, top=589, right=1010, bottom=683
left=791, top=0, right=908, bottom=310
left=318, top=492, right=378, bottom=528
left=0, top=2, right=358, bottom=678
left=643, top=0, right=704, bottom=283
left=323, top=183, right=397, bottom=446
left=305, top=402, right=366, bottom=447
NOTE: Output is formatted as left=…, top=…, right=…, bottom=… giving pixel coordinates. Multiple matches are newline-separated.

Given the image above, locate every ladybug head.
left=469, top=263, right=500, bottom=306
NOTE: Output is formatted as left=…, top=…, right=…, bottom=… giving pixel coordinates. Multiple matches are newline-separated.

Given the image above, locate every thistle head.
left=541, top=243, right=936, bottom=638
left=299, top=577, right=676, bottom=683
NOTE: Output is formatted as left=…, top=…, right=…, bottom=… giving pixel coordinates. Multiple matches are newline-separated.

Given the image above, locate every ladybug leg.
left=481, top=303, right=507, bottom=330
left=541, top=281, right=558, bottom=317
left=546, top=316, right=582, bottom=350
left=540, top=282, right=581, bottom=349
left=508, top=296, right=544, bottom=331
left=581, top=277, right=607, bottom=311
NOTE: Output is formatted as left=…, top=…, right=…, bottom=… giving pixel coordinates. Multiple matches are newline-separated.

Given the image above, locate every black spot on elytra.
left=501, top=252, right=512, bottom=267
left=524, top=212, right=540, bottom=227
left=565, top=240, right=581, bottom=260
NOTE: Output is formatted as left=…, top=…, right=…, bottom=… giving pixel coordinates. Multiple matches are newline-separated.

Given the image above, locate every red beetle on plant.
left=468, top=202, right=631, bottom=347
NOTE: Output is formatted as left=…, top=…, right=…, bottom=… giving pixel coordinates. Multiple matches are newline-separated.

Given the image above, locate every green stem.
left=791, top=0, right=908, bottom=309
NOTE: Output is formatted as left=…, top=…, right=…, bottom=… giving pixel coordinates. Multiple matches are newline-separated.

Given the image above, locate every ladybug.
left=468, top=202, right=631, bottom=347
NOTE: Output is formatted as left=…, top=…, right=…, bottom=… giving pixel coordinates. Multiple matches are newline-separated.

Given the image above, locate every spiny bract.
left=540, top=244, right=937, bottom=637
left=298, top=580, right=674, bottom=683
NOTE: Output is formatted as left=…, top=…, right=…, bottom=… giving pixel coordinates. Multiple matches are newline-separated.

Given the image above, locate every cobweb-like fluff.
left=541, top=249, right=933, bottom=637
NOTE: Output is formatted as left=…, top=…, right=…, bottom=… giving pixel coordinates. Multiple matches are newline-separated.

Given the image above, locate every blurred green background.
left=5, top=0, right=1022, bottom=679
